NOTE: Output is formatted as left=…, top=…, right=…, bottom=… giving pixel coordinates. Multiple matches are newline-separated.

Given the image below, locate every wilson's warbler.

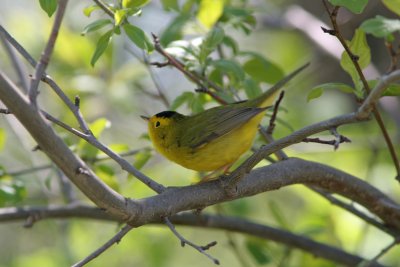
left=142, top=64, right=307, bottom=172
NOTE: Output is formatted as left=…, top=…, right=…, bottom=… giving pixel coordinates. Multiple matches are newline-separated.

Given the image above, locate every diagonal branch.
left=29, top=0, right=69, bottom=107
left=72, top=224, right=133, bottom=267
left=322, top=1, right=400, bottom=178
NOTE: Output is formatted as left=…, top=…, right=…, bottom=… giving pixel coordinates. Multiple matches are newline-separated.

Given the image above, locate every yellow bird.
left=142, top=64, right=307, bottom=172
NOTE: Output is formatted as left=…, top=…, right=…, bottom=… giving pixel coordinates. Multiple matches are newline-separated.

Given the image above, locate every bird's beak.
left=140, top=115, right=150, bottom=121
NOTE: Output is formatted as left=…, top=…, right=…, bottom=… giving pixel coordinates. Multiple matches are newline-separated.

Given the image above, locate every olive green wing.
left=181, top=106, right=267, bottom=149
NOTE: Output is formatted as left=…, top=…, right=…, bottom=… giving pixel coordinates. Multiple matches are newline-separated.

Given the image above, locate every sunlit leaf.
left=340, top=29, right=371, bottom=86
left=245, top=239, right=271, bottom=264
left=91, top=30, right=113, bottom=67
left=382, top=0, right=400, bottom=16
left=0, top=128, right=5, bottom=150
left=39, top=0, right=57, bottom=17
left=81, top=19, right=112, bottom=35
left=328, top=0, right=368, bottom=14
left=242, top=52, right=284, bottom=84
left=115, top=9, right=128, bottom=26
left=83, top=5, right=100, bottom=17
left=360, top=16, right=400, bottom=38
left=196, top=0, right=224, bottom=29
left=122, top=0, right=151, bottom=8
left=123, top=24, right=154, bottom=53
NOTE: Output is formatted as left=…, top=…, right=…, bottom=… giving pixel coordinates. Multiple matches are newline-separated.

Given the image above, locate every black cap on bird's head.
left=154, top=111, right=179, bottom=118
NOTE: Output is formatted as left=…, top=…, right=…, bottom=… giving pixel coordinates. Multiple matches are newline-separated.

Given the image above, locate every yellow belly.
left=158, top=113, right=263, bottom=171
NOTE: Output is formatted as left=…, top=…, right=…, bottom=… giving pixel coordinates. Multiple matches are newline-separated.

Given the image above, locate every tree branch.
left=72, top=224, right=133, bottom=267
left=322, top=1, right=400, bottom=178
left=29, top=0, right=68, bottom=107
left=0, top=205, right=384, bottom=267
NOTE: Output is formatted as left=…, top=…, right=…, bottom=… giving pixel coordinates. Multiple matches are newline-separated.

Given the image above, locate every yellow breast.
left=150, top=112, right=264, bottom=172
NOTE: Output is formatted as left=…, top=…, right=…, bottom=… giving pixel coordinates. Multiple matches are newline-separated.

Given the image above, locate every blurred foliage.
left=0, top=0, right=400, bottom=266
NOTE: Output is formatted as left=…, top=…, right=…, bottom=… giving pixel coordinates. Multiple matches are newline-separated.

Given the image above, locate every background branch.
left=0, top=204, right=383, bottom=267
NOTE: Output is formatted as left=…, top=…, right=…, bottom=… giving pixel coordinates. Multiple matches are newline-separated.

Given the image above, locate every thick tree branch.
left=0, top=71, right=131, bottom=220
left=0, top=205, right=384, bottom=267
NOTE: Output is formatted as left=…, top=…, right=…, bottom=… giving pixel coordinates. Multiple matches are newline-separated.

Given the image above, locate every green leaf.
left=382, top=0, right=400, bottom=16
left=196, top=0, right=224, bottom=29
left=245, top=239, right=271, bottom=265
left=78, top=118, right=110, bottom=159
left=160, top=14, right=190, bottom=46
left=340, top=29, right=371, bottom=86
left=328, top=0, right=368, bottom=14
left=39, top=0, right=58, bottom=17
left=123, top=24, right=154, bottom=53
left=81, top=19, right=112, bottom=35
left=210, top=59, right=245, bottom=84
left=190, top=93, right=207, bottom=113
left=170, top=92, right=195, bottom=110
left=242, top=52, right=284, bottom=84
left=368, top=80, right=400, bottom=96
left=133, top=149, right=152, bottom=170
left=360, top=16, right=400, bottom=38
left=161, top=0, right=179, bottom=11
left=114, top=9, right=128, bottom=26
left=0, top=181, right=26, bottom=206
left=243, top=79, right=262, bottom=99
left=95, top=164, right=119, bottom=192
left=199, top=27, right=225, bottom=63
left=83, top=5, right=101, bottom=17
left=91, top=30, right=113, bottom=67
left=222, top=36, right=239, bottom=55
left=122, top=0, right=151, bottom=8
left=307, top=87, right=324, bottom=102
left=220, top=7, right=256, bottom=34
left=0, top=128, right=5, bottom=150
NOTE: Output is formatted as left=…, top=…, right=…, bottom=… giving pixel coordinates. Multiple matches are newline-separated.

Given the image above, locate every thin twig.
left=72, top=224, right=133, bottom=267
left=367, top=237, right=400, bottom=266
left=311, top=187, right=400, bottom=236
left=322, top=0, right=400, bottom=178
left=124, top=45, right=170, bottom=108
left=302, top=135, right=351, bottom=148
left=0, top=30, right=29, bottom=92
left=42, top=110, right=165, bottom=193
left=29, top=0, right=68, bottom=107
left=225, top=69, right=400, bottom=189
left=266, top=91, right=285, bottom=134
left=92, top=0, right=115, bottom=18
left=164, top=217, right=220, bottom=265
left=151, top=33, right=225, bottom=93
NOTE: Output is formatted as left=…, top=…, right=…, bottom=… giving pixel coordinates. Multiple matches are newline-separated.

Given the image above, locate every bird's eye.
left=155, top=121, right=161, bottom=128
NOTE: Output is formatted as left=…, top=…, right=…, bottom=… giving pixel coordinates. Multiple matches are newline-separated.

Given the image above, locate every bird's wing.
left=182, top=106, right=267, bottom=149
